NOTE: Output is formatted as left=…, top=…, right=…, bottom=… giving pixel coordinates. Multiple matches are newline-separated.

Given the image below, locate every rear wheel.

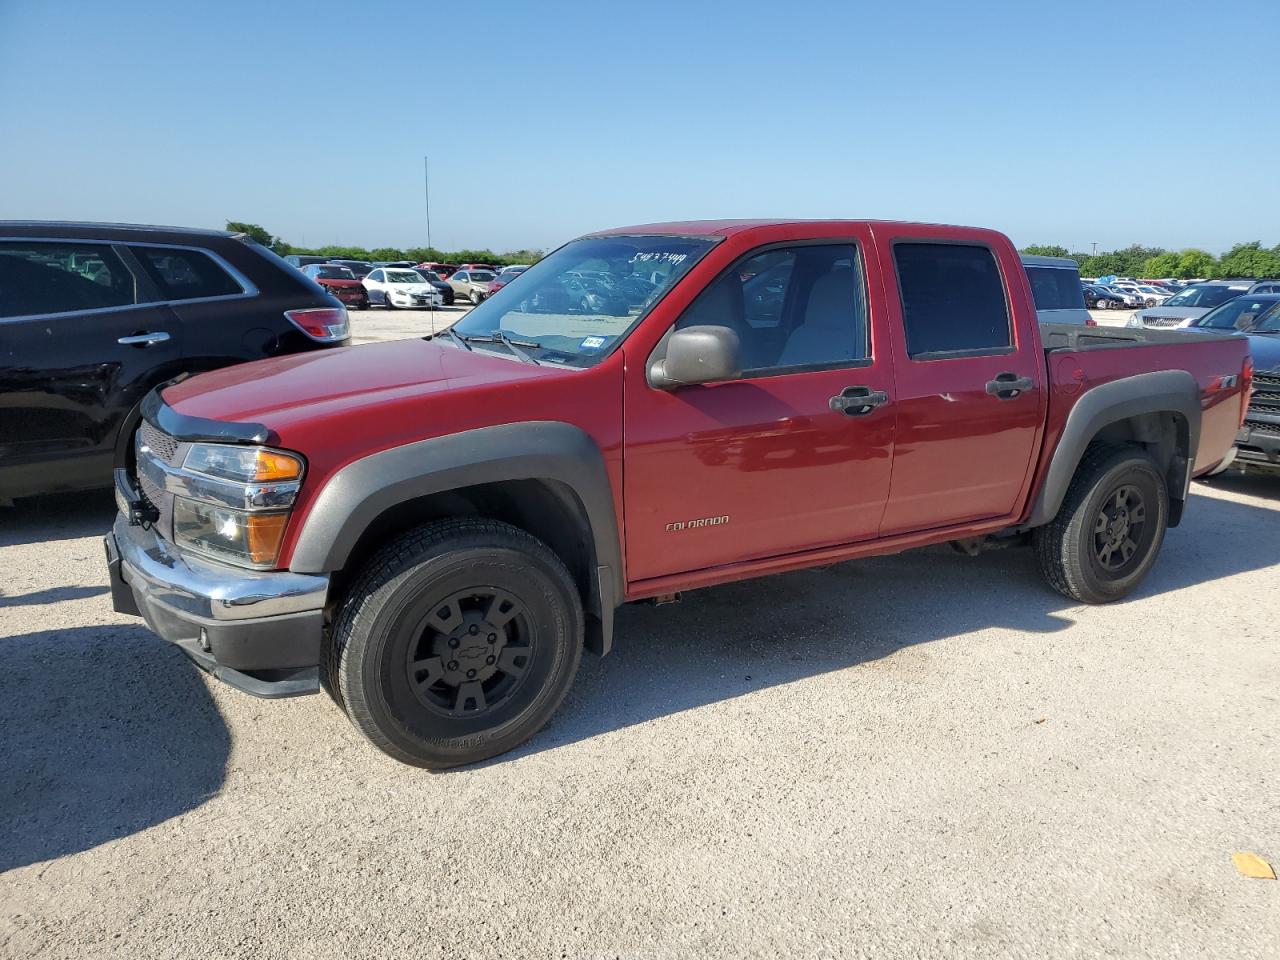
left=1034, top=445, right=1169, bottom=603
left=329, top=519, right=584, bottom=768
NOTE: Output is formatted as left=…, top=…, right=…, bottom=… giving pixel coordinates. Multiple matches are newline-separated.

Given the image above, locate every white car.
left=362, top=267, right=445, bottom=309
left=1111, top=283, right=1171, bottom=307
left=1099, top=285, right=1144, bottom=308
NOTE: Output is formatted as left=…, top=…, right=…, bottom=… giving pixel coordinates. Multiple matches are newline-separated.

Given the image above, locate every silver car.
left=1127, top=281, right=1253, bottom=329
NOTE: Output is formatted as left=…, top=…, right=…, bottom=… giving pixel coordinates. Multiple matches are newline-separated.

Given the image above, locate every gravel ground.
left=1, top=464, right=1277, bottom=958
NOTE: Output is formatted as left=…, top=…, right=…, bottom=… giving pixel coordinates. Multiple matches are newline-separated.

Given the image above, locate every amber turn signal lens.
left=245, top=513, right=290, bottom=565
left=252, top=450, right=304, bottom=482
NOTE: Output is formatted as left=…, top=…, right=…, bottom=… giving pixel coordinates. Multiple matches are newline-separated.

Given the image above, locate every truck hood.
left=1246, top=333, right=1280, bottom=374
left=160, top=338, right=569, bottom=430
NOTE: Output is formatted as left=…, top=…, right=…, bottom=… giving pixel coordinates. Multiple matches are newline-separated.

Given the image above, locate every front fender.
left=287, top=421, right=623, bottom=643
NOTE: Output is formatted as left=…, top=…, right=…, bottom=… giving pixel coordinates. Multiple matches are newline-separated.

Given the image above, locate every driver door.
left=622, top=237, right=895, bottom=583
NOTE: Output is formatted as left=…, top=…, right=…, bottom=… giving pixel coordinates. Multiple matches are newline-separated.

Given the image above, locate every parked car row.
left=283, top=255, right=532, bottom=309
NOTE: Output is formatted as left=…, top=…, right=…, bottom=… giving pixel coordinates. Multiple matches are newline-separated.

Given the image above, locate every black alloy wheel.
left=1091, top=483, right=1149, bottom=574
left=403, top=587, right=535, bottom=718
left=1034, top=444, right=1169, bottom=603
left=328, top=518, right=584, bottom=768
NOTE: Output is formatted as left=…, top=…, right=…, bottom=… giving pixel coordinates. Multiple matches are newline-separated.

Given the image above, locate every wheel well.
left=1087, top=410, right=1191, bottom=525
left=328, top=478, right=607, bottom=649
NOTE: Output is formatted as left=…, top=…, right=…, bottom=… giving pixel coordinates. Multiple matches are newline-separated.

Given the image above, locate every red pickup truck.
left=106, top=220, right=1251, bottom=768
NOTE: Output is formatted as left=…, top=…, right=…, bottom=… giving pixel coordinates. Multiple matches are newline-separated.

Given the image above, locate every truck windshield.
left=448, top=235, right=716, bottom=366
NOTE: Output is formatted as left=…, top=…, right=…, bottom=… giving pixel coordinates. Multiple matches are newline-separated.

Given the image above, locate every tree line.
left=1019, top=242, right=1280, bottom=280
left=225, top=221, right=543, bottom=267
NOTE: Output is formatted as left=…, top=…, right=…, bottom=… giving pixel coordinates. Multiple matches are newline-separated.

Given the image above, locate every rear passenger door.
left=127, top=243, right=264, bottom=360
left=873, top=230, right=1044, bottom=535
left=0, top=239, right=182, bottom=493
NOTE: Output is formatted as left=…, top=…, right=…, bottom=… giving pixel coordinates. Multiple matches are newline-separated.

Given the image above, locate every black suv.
left=0, top=222, right=351, bottom=503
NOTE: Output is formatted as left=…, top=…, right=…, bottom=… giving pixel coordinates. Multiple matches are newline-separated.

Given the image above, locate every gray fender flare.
left=1025, top=369, right=1201, bottom=528
left=289, top=421, right=623, bottom=651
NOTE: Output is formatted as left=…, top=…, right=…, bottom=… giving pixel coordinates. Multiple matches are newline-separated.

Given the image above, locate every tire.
left=328, top=518, right=584, bottom=768
left=384, top=292, right=398, bottom=310
left=1145, top=298, right=1156, bottom=307
left=1033, top=444, right=1169, bottom=604
left=470, top=290, right=483, bottom=305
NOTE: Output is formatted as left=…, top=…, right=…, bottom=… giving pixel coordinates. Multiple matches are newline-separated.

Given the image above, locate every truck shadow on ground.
left=504, top=484, right=1279, bottom=765
left=0, top=624, right=229, bottom=873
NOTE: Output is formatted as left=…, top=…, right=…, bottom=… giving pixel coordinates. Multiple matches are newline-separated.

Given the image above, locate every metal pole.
left=424, top=155, right=435, bottom=324
left=423, top=155, right=432, bottom=254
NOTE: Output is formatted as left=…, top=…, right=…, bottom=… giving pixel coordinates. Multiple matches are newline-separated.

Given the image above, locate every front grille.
left=1144, top=316, right=1182, bottom=327
left=139, top=419, right=181, bottom=465
left=1249, top=373, right=1280, bottom=417
left=1245, top=420, right=1280, bottom=435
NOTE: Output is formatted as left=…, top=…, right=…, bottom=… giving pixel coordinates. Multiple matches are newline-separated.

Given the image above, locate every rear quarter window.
left=1026, top=266, right=1086, bottom=311
left=130, top=246, right=244, bottom=301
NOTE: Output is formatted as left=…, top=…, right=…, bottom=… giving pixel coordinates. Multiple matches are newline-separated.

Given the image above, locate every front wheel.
left=384, top=292, right=398, bottom=310
left=328, top=519, right=584, bottom=768
left=1033, top=445, right=1169, bottom=603
left=470, top=290, right=483, bottom=305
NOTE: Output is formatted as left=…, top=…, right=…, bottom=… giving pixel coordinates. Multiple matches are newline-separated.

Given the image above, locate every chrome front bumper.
left=108, top=514, right=329, bottom=697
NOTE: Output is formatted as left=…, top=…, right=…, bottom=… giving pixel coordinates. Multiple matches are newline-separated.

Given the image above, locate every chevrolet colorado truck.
left=105, top=220, right=1252, bottom=768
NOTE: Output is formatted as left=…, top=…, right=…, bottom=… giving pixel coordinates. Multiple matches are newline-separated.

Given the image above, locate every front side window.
left=895, top=243, right=1011, bottom=358
left=368, top=270, right=385, bottom=282
left=130, top=246, right=243, bottom=300
left=454, top=272, right=469, bottom=282
left=0, top=241, right=136, bottom=318
left=674, top=243, right=867, bottom=372
left=450, top=234, right=716, bottom=367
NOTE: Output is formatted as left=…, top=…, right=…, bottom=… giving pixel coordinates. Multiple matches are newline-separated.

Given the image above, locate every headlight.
left=173, top=443, right=303, bottom=568
left=173, top=499, right=289, bottom=568
left=184, top=443, right=302, bottom=483
left=1126, top=314, right=1142, bottom=327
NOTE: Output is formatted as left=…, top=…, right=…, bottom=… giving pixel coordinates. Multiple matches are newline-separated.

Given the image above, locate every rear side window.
left=0, top=241, right=136, bottom=318
left=1026, top=266, right=1086, bottom=311
left=130, top=246, right=243, bottom=300
left=894, top=243, right=1011, bottom=358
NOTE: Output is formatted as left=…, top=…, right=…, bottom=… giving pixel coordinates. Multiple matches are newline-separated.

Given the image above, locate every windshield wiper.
left=455, top=330, right=542, bottom=364
left=435, top=326, right=471, bottom=351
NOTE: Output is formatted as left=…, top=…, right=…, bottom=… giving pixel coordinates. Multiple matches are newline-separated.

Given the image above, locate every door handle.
left=117, top=332, right=171, bottom=346
left=985, top=372, right=1034, bottom=399
left=830, top=385, right=890, bottom=416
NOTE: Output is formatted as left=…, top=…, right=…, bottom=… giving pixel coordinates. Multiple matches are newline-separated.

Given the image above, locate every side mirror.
left=648, top=325, right=741, bottom=389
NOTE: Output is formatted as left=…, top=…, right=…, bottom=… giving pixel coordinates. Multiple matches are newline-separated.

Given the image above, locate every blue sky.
left=1, top=0, right=1276, bottom=254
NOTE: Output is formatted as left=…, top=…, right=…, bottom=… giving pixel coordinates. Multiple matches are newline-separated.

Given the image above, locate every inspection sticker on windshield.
left=580, top=336, right=607, bottom=350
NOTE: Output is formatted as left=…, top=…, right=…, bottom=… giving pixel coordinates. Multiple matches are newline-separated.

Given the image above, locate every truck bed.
left=1039, top=322, right=1241, bottom=352
left=1038, top=322, right=1249, bottom=475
